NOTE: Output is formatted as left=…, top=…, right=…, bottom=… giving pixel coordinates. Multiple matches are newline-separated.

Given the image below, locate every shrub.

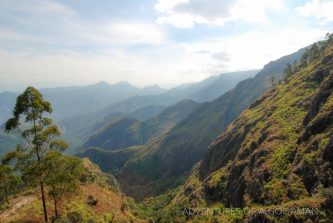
left=121, top=202, right=128, bottom=213
left=87, top=195, right=98, bottom=207
left=53, top=217, right=71, bottom=223
left=67, top=211, right=83, bottom=223
left=320, top=187, right=333, bottom=209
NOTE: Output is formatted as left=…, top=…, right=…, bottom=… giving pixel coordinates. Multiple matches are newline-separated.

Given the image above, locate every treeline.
left=284, top=33, right=333, bottom=79
left=269, top=33, right=333, bottom=88
left=0, top=87, right=84, bottom=222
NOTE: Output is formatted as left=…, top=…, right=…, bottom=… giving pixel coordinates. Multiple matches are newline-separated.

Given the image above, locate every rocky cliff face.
left=196, top=39, right=333, bottom=212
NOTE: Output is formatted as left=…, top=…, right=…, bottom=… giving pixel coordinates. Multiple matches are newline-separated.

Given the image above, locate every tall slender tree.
left=5, top=87, right=68, bottom=222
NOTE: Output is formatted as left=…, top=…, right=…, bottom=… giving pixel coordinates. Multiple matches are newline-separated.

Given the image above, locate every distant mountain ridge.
left=0, top=81, right=166, bottom=124
left=55, top=71, right=256, bottom=151
left=81, top=100, right=200, bottom=151
left=0, top=70, right=254, bottom=154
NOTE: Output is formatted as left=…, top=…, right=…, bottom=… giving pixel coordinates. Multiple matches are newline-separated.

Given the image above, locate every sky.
left=0, top=0, right=332, bottom=91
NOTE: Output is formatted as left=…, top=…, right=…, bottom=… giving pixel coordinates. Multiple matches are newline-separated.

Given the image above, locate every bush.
left=53, top=217, right=71, bottom=223
left=67, top=211, right=83, bottom=223
left=321, top=187, right=333, bottom=208
left=121, top=202, right=128, bottom=213
left=87, top=195, right=98, bottom=207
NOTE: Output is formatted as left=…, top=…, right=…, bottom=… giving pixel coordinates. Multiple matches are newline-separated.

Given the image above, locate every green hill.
left=81, top=100, right=200, bottom=151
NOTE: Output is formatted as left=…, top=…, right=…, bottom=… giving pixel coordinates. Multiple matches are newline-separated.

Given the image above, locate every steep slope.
left=170, top=38, right=333, bottom=222
left=129, top=105, right=165, bottom=121
left=118, top=48, right=305, bottom=199
left=82, top=100, right=200, bottom=151
left=139, top=100, right=200, bottom=142
left=200, top=40, right=333, bottom=204
left=78, top=146, right=141, bottom=174
left=189, top=70, right=258, bottom=102
left=82, top=117, right=143, bottom=151
left=59, top=112, right=126, bottom=149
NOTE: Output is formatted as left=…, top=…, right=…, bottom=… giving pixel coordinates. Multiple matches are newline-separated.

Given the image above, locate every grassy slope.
left=166, top=40, right=333, bottom=222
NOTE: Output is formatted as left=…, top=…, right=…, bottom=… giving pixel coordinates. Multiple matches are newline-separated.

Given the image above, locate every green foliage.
left=284, top=63, right=293, bottom=79
left=67, top=211, right=83, bottom=223
left=0, top=150, right=21, bottom=205
left=128, top=188, right=179, bottom=222
left=44, top=151, right=84, bottom=218
left=53, top=217, right=72, bottom=223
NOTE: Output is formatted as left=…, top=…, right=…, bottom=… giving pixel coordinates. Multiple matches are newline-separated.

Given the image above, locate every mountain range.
left=0, top=70, right=256, bottom=154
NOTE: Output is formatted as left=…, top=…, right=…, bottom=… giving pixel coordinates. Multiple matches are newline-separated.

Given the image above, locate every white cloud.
left=212, top=52, right=230, bottom=61
left=0, top=0, right=165, bottom=47
left=0, top=0, right=330, bottom=91
left=155, top=0, right=284, bottom=27
left=0, top=27, right=324, bottom=91
left=182, top=28, right=325, bottom=73
left=231, top=0, right=284, bottom=24
left=106, top=23, right=165, bottom=45
left=296, top=0, right=333, bottom=22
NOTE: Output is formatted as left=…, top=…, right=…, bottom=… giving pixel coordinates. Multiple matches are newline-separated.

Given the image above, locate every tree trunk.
left=40, top=180, right=48, bottom=222
left=2, top=177, right=9, bottom=204
left=53, top=193, right=58, bottom=219
left=35, top=140, right=48, bottom=223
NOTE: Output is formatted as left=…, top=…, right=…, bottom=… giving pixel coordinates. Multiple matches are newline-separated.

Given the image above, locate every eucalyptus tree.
left=5, top=87, right=68, bottom=222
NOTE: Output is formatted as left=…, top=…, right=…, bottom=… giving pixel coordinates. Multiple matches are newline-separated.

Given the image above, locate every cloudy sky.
left=0, top=0, right=332, bottom=91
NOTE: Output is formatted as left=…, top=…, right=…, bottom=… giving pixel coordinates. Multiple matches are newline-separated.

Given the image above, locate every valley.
left=1, top=2, right=333, bottom=221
